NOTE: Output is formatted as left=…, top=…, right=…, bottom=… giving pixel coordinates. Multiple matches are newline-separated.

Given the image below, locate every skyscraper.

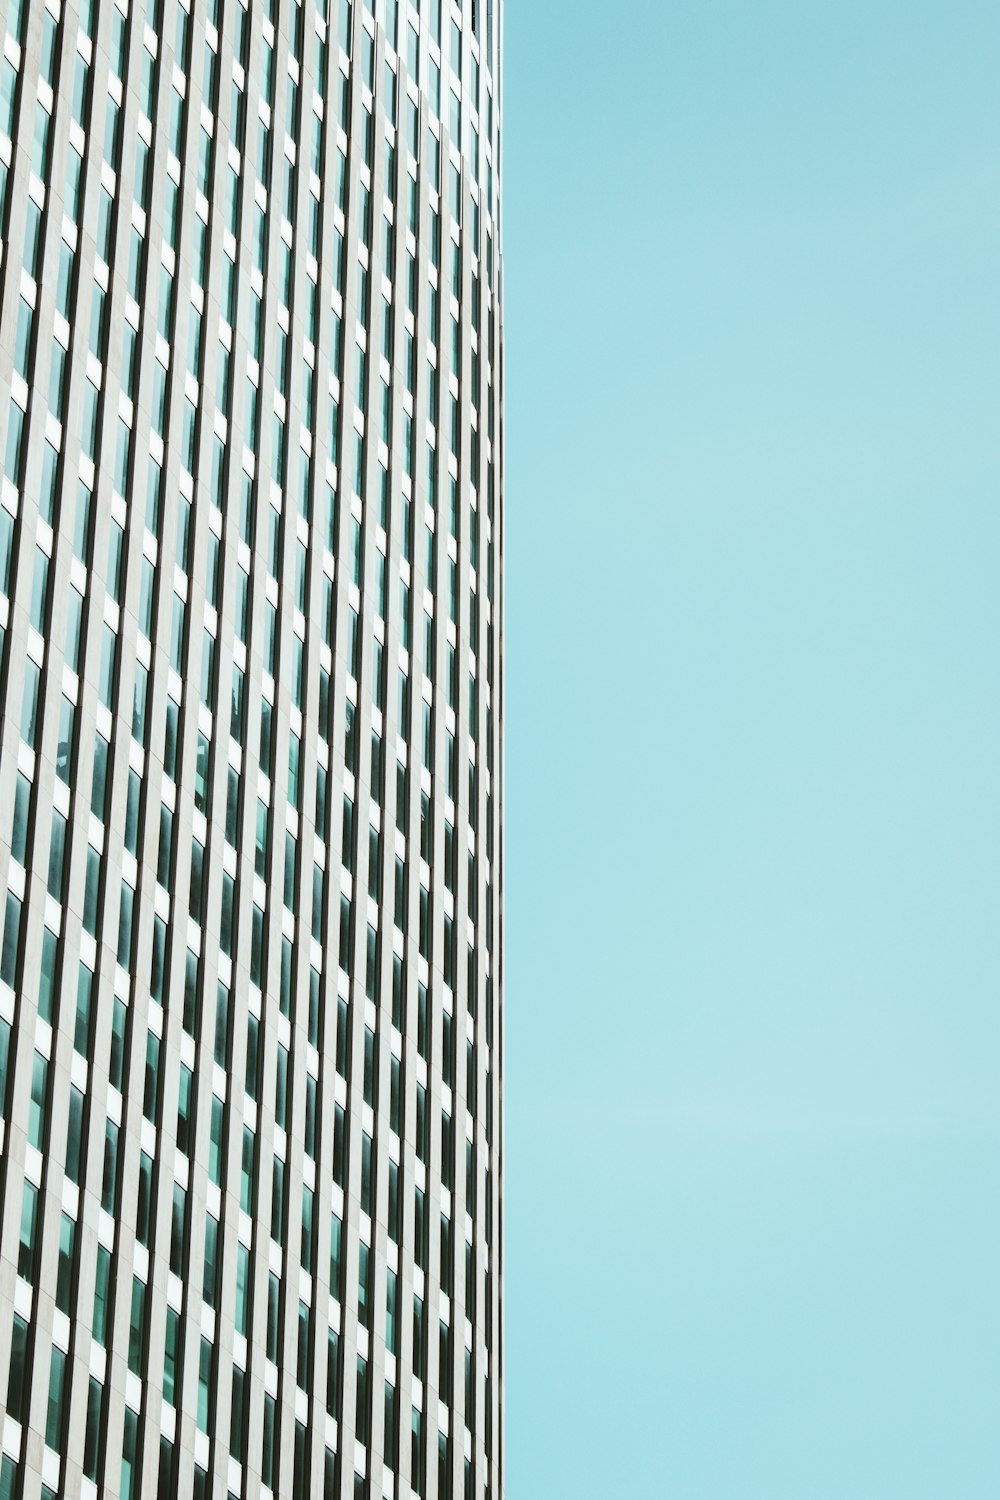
left=0, top=0, right=503, bottom=1495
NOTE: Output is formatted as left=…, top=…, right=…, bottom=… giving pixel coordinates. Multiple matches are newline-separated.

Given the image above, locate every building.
left=0, top=0, right=504, bottom=1495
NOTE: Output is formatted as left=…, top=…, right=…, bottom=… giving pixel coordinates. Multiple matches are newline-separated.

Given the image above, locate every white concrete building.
left=0, top=0, right=504, bottom=1495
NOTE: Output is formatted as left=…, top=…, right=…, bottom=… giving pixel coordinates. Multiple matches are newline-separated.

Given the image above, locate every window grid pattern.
left=0, top=0, right=504, bottom=1497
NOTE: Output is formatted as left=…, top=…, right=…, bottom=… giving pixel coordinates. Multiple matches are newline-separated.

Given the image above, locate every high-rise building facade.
left=0, top=0, right=504, bottom=1494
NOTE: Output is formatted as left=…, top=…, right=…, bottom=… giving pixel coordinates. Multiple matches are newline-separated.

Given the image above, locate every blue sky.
left=502, top=2, right=1000, bottom=1495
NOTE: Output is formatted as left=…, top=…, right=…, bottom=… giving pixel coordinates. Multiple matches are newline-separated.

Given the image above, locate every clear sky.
left=501, top=2, right=1000, bottom=1496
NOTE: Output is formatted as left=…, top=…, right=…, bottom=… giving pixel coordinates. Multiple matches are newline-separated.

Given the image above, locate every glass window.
left=21, top=659, right=41, bottom=747
left=38, top=928, right=58, bottom=1023
left=56, top=1214, right=75, bottom=1315
left=109, top=998, right=127, bottom=1091
left=203, top=1215, right=219, bottom=1308
left=4, top=403, right=24, bottom=485
left=7, top=1316, right=30, bottom=1426
left=83, top=1379, right=103, bottom=1481
left=18, top=1180, right=38, bottom=1283
left=102, top=1119, right=120, bottom=1212
left=170, top=1185, right=187, bottom=1275
left=28, top=1051, right=47, bottom=1149
left=65, top=1088, right=85, bottom=1185
left=163, top=1307, right=180, bottom=1408
left=121, top=1406, right=139, bottom=1500
left=45, top=1345, right=66, bottom=1451
left=10, top=774, right=30, bottom=865
left=235, top=1243, right=251, bottom=1337
left=127, top=1279, right=146, bottom=1375
left=137, top=1153, right=154, bottom=1247
left=0, top=1018, right=10, bottom=1121
left=230, top=1364, right=247, bottom=1458
left=93, top=1245, right=113, bottom=1346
